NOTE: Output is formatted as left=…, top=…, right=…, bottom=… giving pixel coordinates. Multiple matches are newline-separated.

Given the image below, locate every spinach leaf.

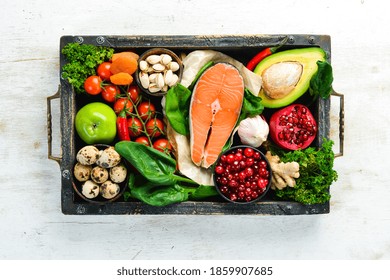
left=115, top=141, right=177, bottom=185
left=128, top=173, right=190, bottom=206
left=238, top=88, right=264, bottom=124
left=309, top=60, right=334, bottom=100
left=165, top=84, right=192, bottom=135
left=126, top=173, right=218, bottom=206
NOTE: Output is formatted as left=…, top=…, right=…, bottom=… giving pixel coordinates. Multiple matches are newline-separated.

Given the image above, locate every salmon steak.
left=190, top=63, right=245, bottom=168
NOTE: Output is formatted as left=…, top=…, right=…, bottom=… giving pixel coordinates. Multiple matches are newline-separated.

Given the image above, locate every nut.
left=152, top=63, right=165, bottom=72
left=139, top=60, right=149, bottom=71
left=146, top=55, right=161, bottom=64
left=161, top=54, right=172, bottom=65
left=139, top=72, right=150, bottom=89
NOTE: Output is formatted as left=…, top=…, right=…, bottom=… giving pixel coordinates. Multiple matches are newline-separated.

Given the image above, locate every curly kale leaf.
left=272, top=139, right=338, bottom=205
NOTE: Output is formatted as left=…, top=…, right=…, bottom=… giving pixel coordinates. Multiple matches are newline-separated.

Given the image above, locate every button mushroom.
left=76, top=145, right=100, bottom=165
left=100, top=180, right=120, bottom=199
left=73, top=163, right=92, bottom=182
left=91, top=166, right=109, bottom=184
left=96, top=146, right=121, bottom=168
left=109, top=163, right=127, bottom=183
left=81, top=180, right=100, bottom=199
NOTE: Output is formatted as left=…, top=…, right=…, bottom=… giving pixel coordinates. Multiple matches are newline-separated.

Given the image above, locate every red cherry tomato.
left=84, top=75, right=102, bottom=95
left=127, top=117, right=143, bottom=138
left=101, top=84, right=119, bottom=103
left=137, top=101, right=156, bottom=120
left=114, top=98, right=133, bottom=115
left=146, top=118, right=164, bottom=138
left=135, top=136, right=150, bottom=146
left=97, top=62, right=112, bottom=81
left=153, top=138, right=172, bottom=153
left=127, top=85, right=141, bottom=103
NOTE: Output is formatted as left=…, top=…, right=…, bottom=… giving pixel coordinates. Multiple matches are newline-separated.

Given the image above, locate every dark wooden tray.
left=48, top=34, right=341, bottom=215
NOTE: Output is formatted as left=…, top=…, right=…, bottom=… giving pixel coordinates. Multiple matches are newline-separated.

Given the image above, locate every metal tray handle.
left=332, top=91, right=344, bottom=157
left=47, top=86, right=61, bottom=164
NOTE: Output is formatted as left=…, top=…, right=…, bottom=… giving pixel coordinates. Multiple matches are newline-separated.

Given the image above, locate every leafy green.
left=165, top=84, right=192, bottom=135
left=271, top=139, right=338, bottom=205
left=309, top=60, right=334, bottom=100
left=61, top=42, right=114, bottom=94
left=126, top=173, right=218, bottom=206
left=238, top=88, right=264, bottom=124
left=115, top=141, right=218, bottom=206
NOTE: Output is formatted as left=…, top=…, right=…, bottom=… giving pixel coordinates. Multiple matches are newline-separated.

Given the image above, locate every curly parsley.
left=61, top=43, right=114, bottom=94
left=271, top=139, right=338, bottom=205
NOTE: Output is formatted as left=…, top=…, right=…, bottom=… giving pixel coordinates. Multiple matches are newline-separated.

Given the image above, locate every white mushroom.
left=109, top=163, right=127, bottom=183
left=100, top=180, right=120, bottom=199
left=81, top=180, right=100, bottom=199
left=91, top=166, right=109, bottom=184
left=73, top=163, right=92, bottom=182
left=96, top=146, right=121, bottom=168
left=76, top=145, right=99, bottom=165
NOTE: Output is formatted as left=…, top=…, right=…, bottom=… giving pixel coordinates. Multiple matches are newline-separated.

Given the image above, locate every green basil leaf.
left=165, top=84, right=192, bottom=135
left=309, top=60, right=334, bottom=100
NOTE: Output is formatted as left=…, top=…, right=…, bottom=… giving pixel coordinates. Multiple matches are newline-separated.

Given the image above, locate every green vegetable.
left=238, top=88, right=264, bottom=124
left=115, top=141, right=218, bottom=206
left=309, top=60, right=334, bottom=100
left=61, top=43, right=114, bottom=94
left=165, top=84, right=192, bottom=135
left=271, top=139, right=338, bottom=205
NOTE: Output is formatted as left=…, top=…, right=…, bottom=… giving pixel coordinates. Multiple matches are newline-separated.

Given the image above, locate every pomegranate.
left=269, top=104, right=317, bottom=150
left=214, top=146, right=271, bottom=203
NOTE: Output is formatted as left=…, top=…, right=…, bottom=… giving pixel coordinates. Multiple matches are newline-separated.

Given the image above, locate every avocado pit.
left=262, top=61, right=303, bottom=99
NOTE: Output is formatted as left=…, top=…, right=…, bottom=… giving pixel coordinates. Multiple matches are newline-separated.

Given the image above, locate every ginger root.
left=265, top=151, right=300, bottom=190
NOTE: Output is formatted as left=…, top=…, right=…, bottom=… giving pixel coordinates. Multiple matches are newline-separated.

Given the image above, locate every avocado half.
left=254, top=47, right=326, bottom=108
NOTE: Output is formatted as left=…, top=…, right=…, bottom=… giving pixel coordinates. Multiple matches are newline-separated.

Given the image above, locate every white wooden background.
left=1, top=0, right=389, bottom=260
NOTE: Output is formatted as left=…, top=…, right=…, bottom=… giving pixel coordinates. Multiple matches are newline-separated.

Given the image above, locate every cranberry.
left=234, top=152, right=243, bottom=161
left=226, top=154, right=235, bottom=164
left=215, top=165, right=224, bottom=175
left=244, top=147, right=254, bottom=157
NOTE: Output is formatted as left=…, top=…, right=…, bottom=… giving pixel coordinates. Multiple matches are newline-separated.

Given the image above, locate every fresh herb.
left=238, top=88, right=264, bottom=124
left=309, top=60, right=334, bottom=100
left=165, top=84, right=192, bottom=135
left=271, top=139, right=338, bottom=205
left=61, top=43, right=114, bottom=94
left=115, top=141, right=218, bottom=206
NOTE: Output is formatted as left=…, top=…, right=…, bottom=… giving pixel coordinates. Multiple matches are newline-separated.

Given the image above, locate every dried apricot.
left=110, top=72, right=133, bottom=85
left=112, top=52, right=139, bottom=62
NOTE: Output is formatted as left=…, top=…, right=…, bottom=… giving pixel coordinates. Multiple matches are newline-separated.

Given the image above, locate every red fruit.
left=269, top=104, right=317, bottom=150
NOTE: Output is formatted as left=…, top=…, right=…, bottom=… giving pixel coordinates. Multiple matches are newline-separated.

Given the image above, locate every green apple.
left=75, top=102, right=117, bottom=144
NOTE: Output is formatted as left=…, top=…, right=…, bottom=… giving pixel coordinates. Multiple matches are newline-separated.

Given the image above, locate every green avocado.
left=254, top=47, right=326, bottom=108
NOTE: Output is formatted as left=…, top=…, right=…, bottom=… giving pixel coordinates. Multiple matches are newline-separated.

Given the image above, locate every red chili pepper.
left=246, top=37, right=288, bottom=71
left=117, top=110, right=130, bottom=141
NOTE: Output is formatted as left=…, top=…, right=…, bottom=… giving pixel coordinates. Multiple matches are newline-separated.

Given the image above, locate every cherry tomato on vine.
left=135, top=136, right=150, bottom=146
left=127, top=85, right=141, bottom=103
left=127, top=117, right=143, bottom=138
left=97, top=62, right=112, bottom=81
left=84, top=75, right=102, bottom=95
left=137, top=101, right=156, bottom=120
left=102, top=84, right=119, bottom=103
left=146, top=118, right=164, bottom=138
left=153, top=138, right=172, bottom=154
left=114, top=98, right=133, bottom=115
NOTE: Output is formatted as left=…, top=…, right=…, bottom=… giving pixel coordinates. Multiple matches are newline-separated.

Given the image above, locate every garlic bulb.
left=237, top=115, right=269, bottom=147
